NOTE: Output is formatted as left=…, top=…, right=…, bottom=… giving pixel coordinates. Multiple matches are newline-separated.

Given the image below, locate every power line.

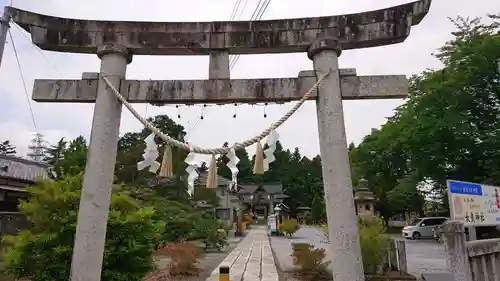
left=8, top=29, right=37, bottom=131
left=229, top=0, right=266, bottom=69
left=229, top=0, right=264, bottom=70
left=249, top=0, right=266, bottom=21
left=229, top=0, right=272, bottom=71
left=229, top=0, right=244, bottom=21
left=188, top=0, right=253, bottom=135
left=191, top=0, right=272, bottom=135
left=236, top=0, right=251, bottom=20
left=12, top=23, right=63, bottom=76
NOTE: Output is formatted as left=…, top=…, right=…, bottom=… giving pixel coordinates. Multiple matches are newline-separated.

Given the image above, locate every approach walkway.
left=205, top=226, right=279, bottom=281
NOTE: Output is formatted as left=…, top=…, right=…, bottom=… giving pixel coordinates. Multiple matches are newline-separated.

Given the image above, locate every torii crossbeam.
left=1, top=1, right=432, bottom=281
left=33, top=69, right=408, bottom=104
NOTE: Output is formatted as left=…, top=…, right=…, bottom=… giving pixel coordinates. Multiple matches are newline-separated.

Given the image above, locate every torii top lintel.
left=6, top=0, right=431, bottom=56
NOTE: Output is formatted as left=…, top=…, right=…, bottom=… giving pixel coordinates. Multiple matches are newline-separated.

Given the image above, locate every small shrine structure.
left=239, top=183, right=288, bottom=223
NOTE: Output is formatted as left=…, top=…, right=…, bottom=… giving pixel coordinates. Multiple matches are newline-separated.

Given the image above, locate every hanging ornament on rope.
left=158, top=143, right=173, bottom=178
left=253, top=141, right=265, bottom=175
left=137, top=133, right=160, bottom=173
left=184, top=147, right=198, bottom=196
left=263, top=129, right=279, bottom=172
left=226, top=147, right=240, bottom=184
left=206, top=154, right=218, bottom=189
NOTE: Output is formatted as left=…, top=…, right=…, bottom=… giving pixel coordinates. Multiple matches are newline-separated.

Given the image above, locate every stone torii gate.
left=5, top=1, right=431, bottom=281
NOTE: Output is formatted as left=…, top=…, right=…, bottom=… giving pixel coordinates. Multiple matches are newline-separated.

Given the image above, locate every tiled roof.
left=195, top=172, right=231, bottom=187
left=194, top=173, right=283, bottom=196
left=239, top=184, right=283, bottom=195
left=0, top=154, right=51, bottom=182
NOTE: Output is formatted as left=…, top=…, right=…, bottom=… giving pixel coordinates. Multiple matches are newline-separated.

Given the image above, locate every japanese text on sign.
left=448, top=180, right=500, bottom=226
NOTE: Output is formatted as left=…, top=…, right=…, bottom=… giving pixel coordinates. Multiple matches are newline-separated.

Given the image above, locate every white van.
left=402, top=217, right=448, bottom=239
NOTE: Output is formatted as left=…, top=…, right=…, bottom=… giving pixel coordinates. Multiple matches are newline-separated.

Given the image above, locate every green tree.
left=115, top=115, right=188, bottom=186
left=386, top=171, right=425, bottom=215
left=310, top=195, right=325, bottom=223
left=2, top=175, right=163, bottom=281
left=43, top=138, right=67, bottom=165
left=349, top=125, right=412, bottom=220
left=0, top=140, right=16, bottom=156
left=216, top=147, right=252, bottom=183
left=349, top=15, right=500, bottom=214
left=52, top=136, right=88, bottom=179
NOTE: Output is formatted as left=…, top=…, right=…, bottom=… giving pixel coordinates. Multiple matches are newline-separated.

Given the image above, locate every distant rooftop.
left=195, top=172, right=231, bottom=187
left=0, top=154, right=51, bottom=183
left=239, top=183, right=283, bottom=195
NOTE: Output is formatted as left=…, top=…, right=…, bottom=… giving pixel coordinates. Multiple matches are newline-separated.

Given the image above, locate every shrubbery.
left=291, top=243, right=331, bottom=280
left=358, top=215, right=388, bottom=275
left=135, top=179, right=228, bottom=249
left=2, top=175, right=163, bottom=281
left=191, top=212, right=228, bottom=251
left=156, top=243, right=202, bottom=276
left=318, top=215, right=389, bottom=275
left=279, top=219, right=300, bottom=236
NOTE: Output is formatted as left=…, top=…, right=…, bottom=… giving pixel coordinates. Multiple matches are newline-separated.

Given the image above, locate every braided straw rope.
left=101, top=71, right=329, bottom=155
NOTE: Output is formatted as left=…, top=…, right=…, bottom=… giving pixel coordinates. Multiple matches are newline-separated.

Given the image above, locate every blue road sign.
left=448, top=180, right=483, bottom=196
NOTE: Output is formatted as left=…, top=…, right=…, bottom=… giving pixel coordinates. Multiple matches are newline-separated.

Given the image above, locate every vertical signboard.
left=448, top=180, right=500, bottom=225
left=268, top=215, right=277, bottom=233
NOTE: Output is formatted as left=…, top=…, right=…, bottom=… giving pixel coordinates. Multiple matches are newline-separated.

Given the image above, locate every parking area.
left=399, top=237, right=448, bottom=277
left=270, top=227, right=449, bottom=277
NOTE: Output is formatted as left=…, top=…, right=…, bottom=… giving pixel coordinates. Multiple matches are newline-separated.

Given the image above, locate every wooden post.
left=442, top=221, right=472, bottom=281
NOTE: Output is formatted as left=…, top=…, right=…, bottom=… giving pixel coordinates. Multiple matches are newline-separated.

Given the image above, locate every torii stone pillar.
left=309, top=38, right=364, bottom=281
left=70, top=43, right=132, bottom=281
left=0, top=8, right=11, bottom=68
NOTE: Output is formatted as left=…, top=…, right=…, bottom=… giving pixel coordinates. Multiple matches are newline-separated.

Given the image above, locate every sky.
left=0, top=0, right=498, bottom=164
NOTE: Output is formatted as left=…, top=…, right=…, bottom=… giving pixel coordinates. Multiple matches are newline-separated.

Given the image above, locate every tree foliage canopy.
left=0, top=140, right=16, bottom=156
left=2, top=175, right=163, bottom=281
left=349, top=15, right=500, bottom=217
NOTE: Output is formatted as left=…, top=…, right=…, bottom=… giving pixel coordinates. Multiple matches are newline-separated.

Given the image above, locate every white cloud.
left=1, top=0, right=499, bottom=162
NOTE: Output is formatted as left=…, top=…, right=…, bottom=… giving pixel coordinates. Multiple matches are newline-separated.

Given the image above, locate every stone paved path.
left=205, top=226, right=279, bottom=281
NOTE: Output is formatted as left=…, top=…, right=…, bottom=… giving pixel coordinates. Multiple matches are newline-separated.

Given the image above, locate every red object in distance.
left=495, top=188, right=500, bottom=209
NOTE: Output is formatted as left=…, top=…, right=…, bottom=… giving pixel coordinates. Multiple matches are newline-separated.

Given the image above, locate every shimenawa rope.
left=101, top=71, right=329, bottom=155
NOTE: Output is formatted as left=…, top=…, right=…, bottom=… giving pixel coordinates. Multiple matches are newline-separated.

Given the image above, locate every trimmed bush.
left=279, top=219, right=300, bottom=236
left=291, top=243, right=331, bottom=280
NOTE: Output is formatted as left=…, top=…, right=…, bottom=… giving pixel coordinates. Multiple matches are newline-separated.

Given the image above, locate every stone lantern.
left=354, top=178, right=376, bottom=216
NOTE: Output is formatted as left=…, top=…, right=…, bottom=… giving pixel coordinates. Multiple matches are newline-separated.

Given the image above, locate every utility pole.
left=27, top=133, right=48, bottom=162
left=0, top=7, right=11, bottom=69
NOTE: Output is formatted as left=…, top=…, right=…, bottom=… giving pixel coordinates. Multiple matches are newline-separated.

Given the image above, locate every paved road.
left=270, top=226, right=449, bottom=277
left=404, top=238, right=448, bottom=276
left=206, top=226, right=279, bottom=281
